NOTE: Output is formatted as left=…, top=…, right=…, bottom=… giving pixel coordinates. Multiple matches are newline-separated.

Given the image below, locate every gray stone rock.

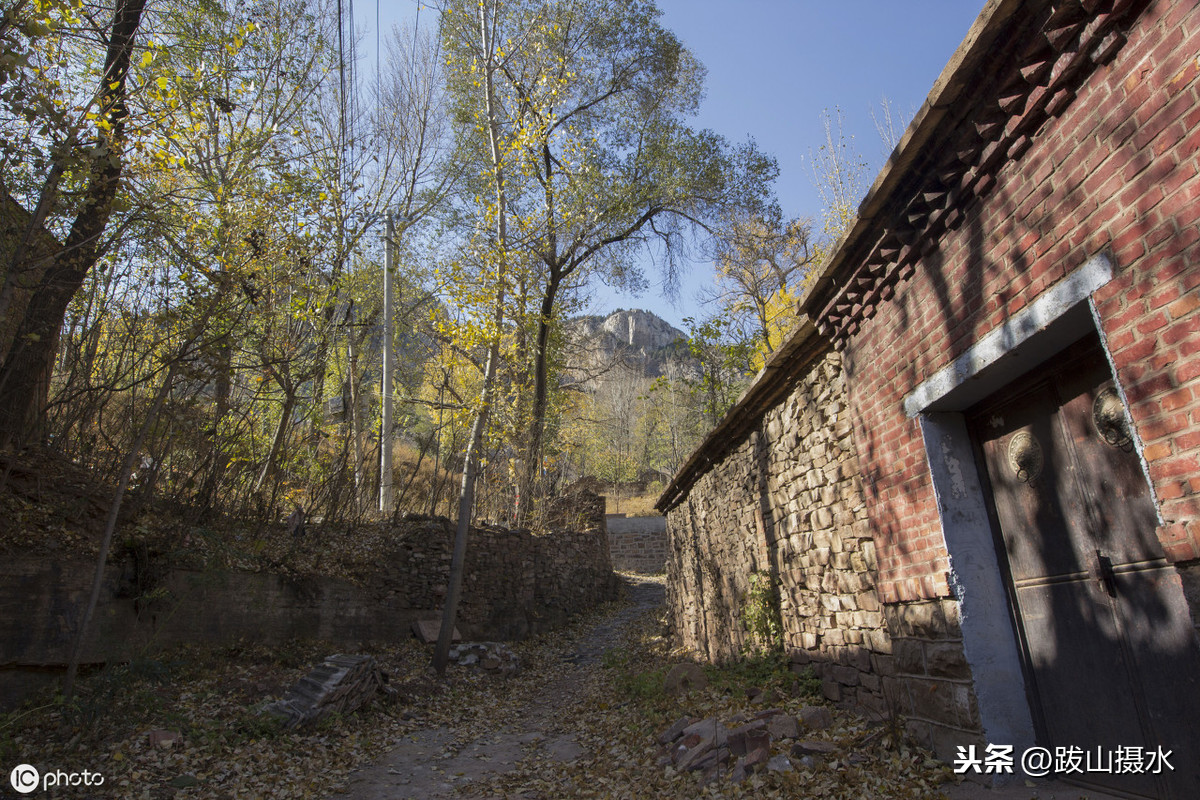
left=688, top=745, right=730, bottom=773
left=674, top=718, right=730, bottom=772
left=446, top=642, right=519, bottom=674
left=792, top=739, right=839, bottom=756
left=656, top=716, right=692, bottom=745
left=148, top=729, right=181, bottom=748
left=798, top=705, right=833, bottom=732
left=727, top=721, right=769, bottom=757
left=682, top=717, right=727, bottom=747
left=663, top=662, right=707, bottom=694
left=675, top=737, right=715, bottom=772
left=744, top=745, right=770, bottom=769
left=766, top=713, right=800, bottom=740
left=767, top=754, right=794, bottom=772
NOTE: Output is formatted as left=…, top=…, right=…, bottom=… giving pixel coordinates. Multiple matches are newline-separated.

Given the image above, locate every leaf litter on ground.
left=0, top=576, right=960, bottom=799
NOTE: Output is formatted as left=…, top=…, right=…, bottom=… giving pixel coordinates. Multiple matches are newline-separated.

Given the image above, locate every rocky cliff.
left=566, top=309, right=689, bottom=378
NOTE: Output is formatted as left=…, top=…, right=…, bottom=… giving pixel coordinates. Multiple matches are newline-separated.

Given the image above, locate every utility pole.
left=379, top=213, right=395, bottom=513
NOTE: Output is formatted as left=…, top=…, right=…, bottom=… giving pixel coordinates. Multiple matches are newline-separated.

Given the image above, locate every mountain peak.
left=566, top=309, right=689, bottom=378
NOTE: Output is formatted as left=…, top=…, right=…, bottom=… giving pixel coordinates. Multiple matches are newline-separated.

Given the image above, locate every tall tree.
left=810, top=106, right=867, bottom=260
left=708, top=210, right=815, bottom=363
left=0, top=0, right=148, bottom=449
left=441, top=0, right=777, bottom=521
left=434, top=0, right=513, bottom=675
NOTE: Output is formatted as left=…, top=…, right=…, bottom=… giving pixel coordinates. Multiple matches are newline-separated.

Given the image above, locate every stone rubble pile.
left=656, top=704, right=840, bottom=785
left=447, top=642, right=520, bottom=675
left=264, top=654, right=395, bottom=729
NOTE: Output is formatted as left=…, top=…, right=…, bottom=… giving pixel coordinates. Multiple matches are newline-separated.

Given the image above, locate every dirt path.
left=331, top=575, right=1127, bottom=800
left=332, top=575, right=664, bottom=800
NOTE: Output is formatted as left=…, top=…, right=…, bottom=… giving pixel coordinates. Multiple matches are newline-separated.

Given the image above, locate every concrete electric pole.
left=379, top=214, right=395, bottom=513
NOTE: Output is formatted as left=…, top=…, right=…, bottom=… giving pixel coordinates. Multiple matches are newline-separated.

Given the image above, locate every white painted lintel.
left=904, top=253, right=1114, bottom=417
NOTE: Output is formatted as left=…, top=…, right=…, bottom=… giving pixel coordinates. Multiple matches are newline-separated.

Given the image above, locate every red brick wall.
left=844, top=0, right=1200, bottom=603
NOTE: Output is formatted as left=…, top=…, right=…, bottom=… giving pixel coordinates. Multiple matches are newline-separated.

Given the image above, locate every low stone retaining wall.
left=606, top=515, right=668, bottom=573
left=0, top=508, right=617, bottom=709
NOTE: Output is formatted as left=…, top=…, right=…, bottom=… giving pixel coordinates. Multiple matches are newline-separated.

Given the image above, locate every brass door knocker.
left=1093, top=387, right=1133, bottom=451
left=1007, top=430, right=1043, bottom=483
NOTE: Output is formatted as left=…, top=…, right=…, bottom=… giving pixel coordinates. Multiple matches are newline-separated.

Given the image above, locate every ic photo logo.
left=9, top=764, right=38, bottom=794
left=8, top=764, right=105, bottom=794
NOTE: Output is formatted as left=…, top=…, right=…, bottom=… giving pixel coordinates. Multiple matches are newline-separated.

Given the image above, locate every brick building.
left=658, top=0, right=1199, bottom=794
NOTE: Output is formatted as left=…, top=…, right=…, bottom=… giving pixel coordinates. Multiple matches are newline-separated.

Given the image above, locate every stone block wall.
left=884, top=600, right=984, bottom=758
left=663, top=348, right=986, bottom=753
left=606, top=515, right=668, bottom=573
left=0, top=505, right=616, bottom=709
left=666, top=351, right=901, bottom=714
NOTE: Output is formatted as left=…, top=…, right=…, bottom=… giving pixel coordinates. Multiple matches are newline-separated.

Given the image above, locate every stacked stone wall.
left=606, top=515, right=668, bottom=573
left=664, top=349, right=986, bottom=754
left=884, top=600, right=983, bottom=758
left=0, top=504, right=616, bottom=709
left=665, top=351, right=896, bottom=714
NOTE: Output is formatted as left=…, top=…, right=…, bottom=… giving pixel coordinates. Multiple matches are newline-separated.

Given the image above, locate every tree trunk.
left=253, top=390, right=297, bottom=495
left=517, top=278, right=558, bottom=524
left=196, top=335, right=232, bottom=509
left=433, top=0, right=508, bottom=676
left=432, top=359, right=496, bottom=672
left=64, top=361, right=175, bottom=700
left=0, top=191, right=64, bottom=364
left=347, top=313, right=366, bottom=512
left=0, top=0, right=147, bottom=449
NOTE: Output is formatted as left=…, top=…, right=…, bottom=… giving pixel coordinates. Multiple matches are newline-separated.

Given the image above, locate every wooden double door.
left=968, top=333, right=1200, bottom=798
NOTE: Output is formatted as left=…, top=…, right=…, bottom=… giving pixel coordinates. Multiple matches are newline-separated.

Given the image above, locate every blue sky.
left=604, top=0, right=988, bottom=328
left=369, top=1, right=987, bottom=328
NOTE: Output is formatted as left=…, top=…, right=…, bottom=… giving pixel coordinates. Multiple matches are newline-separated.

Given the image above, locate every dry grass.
left=603, top=489, right=663, bottom=517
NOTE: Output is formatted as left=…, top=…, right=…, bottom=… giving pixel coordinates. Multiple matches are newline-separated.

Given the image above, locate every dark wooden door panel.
left=1015, top=578, right=1159, bottom=798
left=1114, top=566, right=1200, bottom=792
left=977, top=386, right=1096, bottom=582
left=1055, top=360, right=1164, bottom=566
left=969, top=332, right=1200, bottom=799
